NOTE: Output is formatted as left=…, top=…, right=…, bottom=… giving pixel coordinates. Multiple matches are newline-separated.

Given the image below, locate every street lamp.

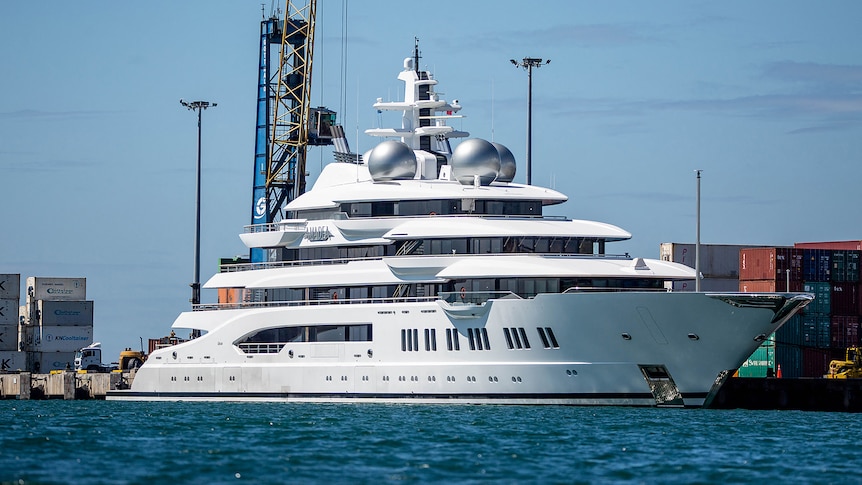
left=180, top=99, right=217, bottom=317
left=695, top=169, right=702, bottom=292
left=510, top=57, right=550, bottom=186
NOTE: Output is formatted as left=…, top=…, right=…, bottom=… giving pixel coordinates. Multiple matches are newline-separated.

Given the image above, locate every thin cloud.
left=0, top=109, right=114, bottom=121
left=762, top=61, right=862, bottom=89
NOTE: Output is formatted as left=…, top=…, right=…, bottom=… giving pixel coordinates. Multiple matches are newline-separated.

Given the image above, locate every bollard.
left=63, top=371, right=75, bottom=400
left=19, top=372, right=31, bottom=400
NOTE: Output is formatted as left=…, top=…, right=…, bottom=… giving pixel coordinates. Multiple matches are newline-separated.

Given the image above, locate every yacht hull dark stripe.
left=109, top=391, right=709, bottom=403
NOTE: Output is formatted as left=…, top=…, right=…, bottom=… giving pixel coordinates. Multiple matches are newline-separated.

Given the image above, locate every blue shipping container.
left=776, top=314, right=803, bottom=347
left=775, top=344, right=802, bottom=379
left=803, top=249, right=831, bottom=281
left=803, top=281, right=832, bottom=315
left=803, top=315, right=831, bottom=348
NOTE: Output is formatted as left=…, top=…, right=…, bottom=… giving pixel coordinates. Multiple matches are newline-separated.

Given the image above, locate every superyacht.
left=108, top=52, right=811, bottom=406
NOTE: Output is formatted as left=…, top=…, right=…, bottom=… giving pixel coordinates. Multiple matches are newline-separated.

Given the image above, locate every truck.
left=75, top=341, right=147, bottom=373
left=74, top=342, right=116, bottom=372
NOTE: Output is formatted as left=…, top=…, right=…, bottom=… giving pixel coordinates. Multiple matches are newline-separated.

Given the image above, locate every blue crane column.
left=250, top=17, right=281, bottom=264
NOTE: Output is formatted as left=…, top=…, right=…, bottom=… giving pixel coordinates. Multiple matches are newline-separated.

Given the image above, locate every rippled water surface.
left=1, top=401, right=860, bottom=484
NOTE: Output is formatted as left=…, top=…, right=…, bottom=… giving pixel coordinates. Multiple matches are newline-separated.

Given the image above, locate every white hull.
left=108, top=292, right=809, bottom=407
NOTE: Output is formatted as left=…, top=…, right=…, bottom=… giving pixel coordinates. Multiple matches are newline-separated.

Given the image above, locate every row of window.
left=403, top=327, right=559, bottom=352
left=167, top=374, right=532, bottom=384
left=276, top=236, right=602, bottom=264
left=237, top=324, right=559, bottom=355
left=261, top=276, right=664, bottom=306
left=338, top=199, right=544, bottom=218
left=237, top=324, right=372, bottom=354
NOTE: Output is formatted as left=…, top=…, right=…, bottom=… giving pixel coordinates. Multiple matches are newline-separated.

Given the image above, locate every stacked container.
left=660, top=243, right=765, bottom=291
left=22, top=277, right=92, bottom=372
left=798, top=243, right=862, bottom=377
left=738, top=243, right=862, bottom=378
left=0, top=274, right=24, bottom=372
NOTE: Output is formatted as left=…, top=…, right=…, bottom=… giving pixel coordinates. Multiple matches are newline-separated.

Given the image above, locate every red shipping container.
left=738, top=279, right=803, bottom=293
left=739, top=247, right=803, bottom=281
left=831, top=283, right=861, bottom=316
left=831, top=315, right=860, bottom=348
left=802, top=347, right=830, bottom=377
left=796, top=241, right=862, bottom=251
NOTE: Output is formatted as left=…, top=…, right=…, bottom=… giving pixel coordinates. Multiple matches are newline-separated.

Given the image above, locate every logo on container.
left=54, top=310, right=82, bottom=316
left=45, top=334, right=88, bottom=342
left=46, top=288, right=75, bottom=294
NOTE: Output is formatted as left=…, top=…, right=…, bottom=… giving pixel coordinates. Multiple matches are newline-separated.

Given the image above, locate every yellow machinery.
left=826, top=347, right=862, bottom=379
left=118, top=348, right=146, bottom=371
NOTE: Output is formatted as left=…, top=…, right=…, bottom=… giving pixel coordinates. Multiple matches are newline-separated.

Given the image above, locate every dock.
left=0, top=371, right=132, bottom=400
left=2, top=371, right=861, bottom=409
left=710, top=377, right=862, bottom=412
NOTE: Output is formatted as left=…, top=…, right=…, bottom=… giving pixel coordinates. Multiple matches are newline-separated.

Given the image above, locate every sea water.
left=1, top=401, right=860, bottom=484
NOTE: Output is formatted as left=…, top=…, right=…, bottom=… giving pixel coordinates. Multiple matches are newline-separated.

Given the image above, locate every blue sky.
left=1, top=1, right=860, bottom=358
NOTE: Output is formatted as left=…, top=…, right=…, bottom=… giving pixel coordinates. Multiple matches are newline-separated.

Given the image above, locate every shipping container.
left=830, top=283, right=860, bottom=316
left=739, top=280, right=803, bottom=293
left=0, top=350, right=26, bottom=372
left=739, top=247, right=803, bottom=282
left=217, top=288, right=244, bottom=304
left=668, top=278, right=738, bottom=292
left=34, top=351, right=76, bottom=372
left=796, top=240, right=862, bottom=251
left=0, top=324, right=18, bottom=352
left=36, top=325, right=93, bottom=352
left=775, top=344, right=802, bottom=379
left=0, top=299, right=19, bottom=325
left=803, top=315, right=831, bottom=348
left=25, top=277, right=86, bottom=301
left=659, top=243, right=767, bottom=278
left=19, top=305, right=27, bottom=325
left=803, top=281, right=831, bottom=315
left=830, top=315, right=859, bottom=349
left=848, top=251, right=860, bottom=283
left=737, top=344, right=775, bottom=378
left=802, top=249, right=831, bottom=282
left=830, top=250, right=861, bottom=282
left=776, top=314, right=803, bottom=347
left=0, top=274, right=20, bottom=300
left=36, top=300, right=94, bottom=326
left=801, top=347, right=830, bottom=377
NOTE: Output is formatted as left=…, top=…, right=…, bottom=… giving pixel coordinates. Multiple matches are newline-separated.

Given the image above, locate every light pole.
left=510, top=57, right=550, bottom=186
left=180, top=99, right=216, bottom=318
left=695, top=169, right=702, bottom=292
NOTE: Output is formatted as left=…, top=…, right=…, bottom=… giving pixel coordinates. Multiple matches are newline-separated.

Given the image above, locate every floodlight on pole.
left=511, top=57, right=550, bottom=186
left=695, top=169, right=702, bottom=292
left=180, top=99, right=217, bottom=319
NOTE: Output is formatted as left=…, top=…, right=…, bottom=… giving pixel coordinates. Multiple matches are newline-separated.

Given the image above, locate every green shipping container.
left=737, top=340, right=775, bottom=378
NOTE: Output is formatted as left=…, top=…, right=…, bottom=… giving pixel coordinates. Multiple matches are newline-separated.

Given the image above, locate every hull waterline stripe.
left=108, top=391, right=709, bottom=402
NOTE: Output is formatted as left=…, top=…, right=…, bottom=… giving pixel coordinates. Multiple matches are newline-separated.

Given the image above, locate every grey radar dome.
left=451, top=138, right=501, bottom=186
left=492, top=142, right=516, bottom=183
left=367, top=140, right=417, bottom=181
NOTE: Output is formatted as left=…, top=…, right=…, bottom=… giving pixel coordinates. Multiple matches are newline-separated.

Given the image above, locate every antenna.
left=413, top=37, right=421, bottom=73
